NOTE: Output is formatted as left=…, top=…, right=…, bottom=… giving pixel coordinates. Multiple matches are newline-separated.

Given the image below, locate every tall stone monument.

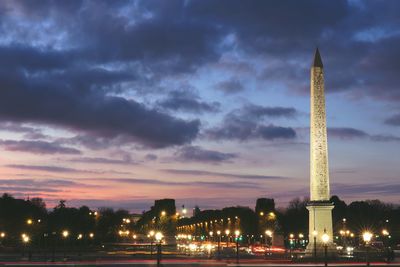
left=306, top=48, right=335, bottom=256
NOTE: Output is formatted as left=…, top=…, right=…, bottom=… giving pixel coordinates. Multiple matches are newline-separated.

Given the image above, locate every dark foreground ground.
left=1, top=260, right=400, bottom=267
left=0, top=244, right=399, bottom=267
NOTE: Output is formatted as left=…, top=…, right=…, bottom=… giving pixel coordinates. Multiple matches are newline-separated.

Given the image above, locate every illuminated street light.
left=363, top=232, right=372, bottom=243
left=0, top=232, right=5, bottom=238
left=234, top=230, right=240, bottom=264
left=209, top=231, right=213, bottom=237
left=77, top=234, right=83, bottom=240
left=265, top=230, right=273, bottom=237
left=155, top=232, right=163, bottom=267
left=149, top=230, right=155, bottom=258
left=225, top=229, right=230, bottom=235
left=259, top=212, right=264, bottom=216
left=382, top=229, right=389, bottom=236
left=155, top=232, right=163, bottom=241
left=62, top=230, right=69, bottom=258
left=62, top=230, right=69, bottom=238
left=216, top=230, right=221, bottom=260
left=161, top=211, right=166, bottom=217
left=322, top=231, right=329, bottom=267
left=26, top=219, right=33, bottom=225
left=23, top=235, right=30, bottom=243
left=89, top=233, right=94, bottom=238
left=363, top=231, right=373, bottom=267
left=268, top=212, right=276, bottom=220
left=322, top=233, right=329, bottom=243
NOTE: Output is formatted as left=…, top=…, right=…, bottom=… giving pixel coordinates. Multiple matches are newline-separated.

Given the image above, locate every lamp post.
left=235, top=230, right=240, bottom=264
left=62, top=230, right=69, bottom=259
left=312, top=230, right=318, bottom=261
left=217, top=230, right=221, bottom=260
left=225, top=229, right=230, bottom=248
left=155, top=232, right=163, bottom=267
left=0, top=232, right=5, bottom=246
left=265, top=230, right=273, bottom=258
left=363, top=231, right=372, bottom=267
left=149, top=230, right=155, bottom=258
left=321, top=230, right=329, bottom=267
left=22, top=234, right=30, bottom=259
left=289, top=233, right=294, bottom=259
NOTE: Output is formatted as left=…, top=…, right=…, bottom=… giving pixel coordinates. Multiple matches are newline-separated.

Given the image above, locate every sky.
left=0, top=0, right=399, bottom=212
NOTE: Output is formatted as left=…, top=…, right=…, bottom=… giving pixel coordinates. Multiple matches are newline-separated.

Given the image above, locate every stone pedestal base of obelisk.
left=305, top=201, right=337, bottom=258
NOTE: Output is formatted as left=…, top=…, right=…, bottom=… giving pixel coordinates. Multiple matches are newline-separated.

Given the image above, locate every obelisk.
left=306, top=48, right=335, bottom=257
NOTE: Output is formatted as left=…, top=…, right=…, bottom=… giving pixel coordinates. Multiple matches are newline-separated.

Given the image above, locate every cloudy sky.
left=0, top=0, right=399, bottom=212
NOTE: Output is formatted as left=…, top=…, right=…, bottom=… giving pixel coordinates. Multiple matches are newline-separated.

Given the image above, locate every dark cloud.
left=6, top=164, right=131, bottom=175
left=0, top=178, right=86, bottom=188
left=242, top=104, right=297, bottom=119
left=332, top=182, right=400, bottom=196
left=145, top=154, right=158, bottom=161
left=157, top=90, right=220, bottom=114
left=0, top=69, right=200, bottom=148
left=206, top=104, right=297, bottom=141
left=0, top=178, right=98, bottom=196
left=384, top=113, right=400, bottom=126
left=0, top=0, right=399, bottom=104
left=327, top=127, right=400, bottom=142
left=162, top=169, right=288, bottom=180
left=5, top=164, right=87, bottom=173
left=0, top=122, right=47, bottom=139
left=370, top=134, right=400, bottom=142
left=327, top=127, right=368, bottom=139
left=0, top=139, right=81, bottom=155
left=68, top=156, right=136, bottom=165
left=215, top=78, right=245, bottom=94
left=174, top=145, right=237, bottom=164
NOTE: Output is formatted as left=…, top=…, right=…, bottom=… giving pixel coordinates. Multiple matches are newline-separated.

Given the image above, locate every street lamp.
left=216, top=230, right=221, bottom=260
left=313, top=230, right=318, bottom=260
left=265, top=230, right=273, bottom=257
left=225, top=229, right=230, bottom=247
left=289, top=233, right=294, bottom=258
left=235, top=230, right=240, bottom=264
left=62, top=230, right=69, bottom=238
left=62, top=230, right=69, bottom=259
left=161, top=211, right=166, bottom=217
left=21, top=234, right=30, bottom=259
left=321, top=231, right=329, bottom=267
left=149, top=230, right=155, bottom=258
left=363, top=231, right=373, bottom=267
left=155, top=232, right=163, bottom=267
